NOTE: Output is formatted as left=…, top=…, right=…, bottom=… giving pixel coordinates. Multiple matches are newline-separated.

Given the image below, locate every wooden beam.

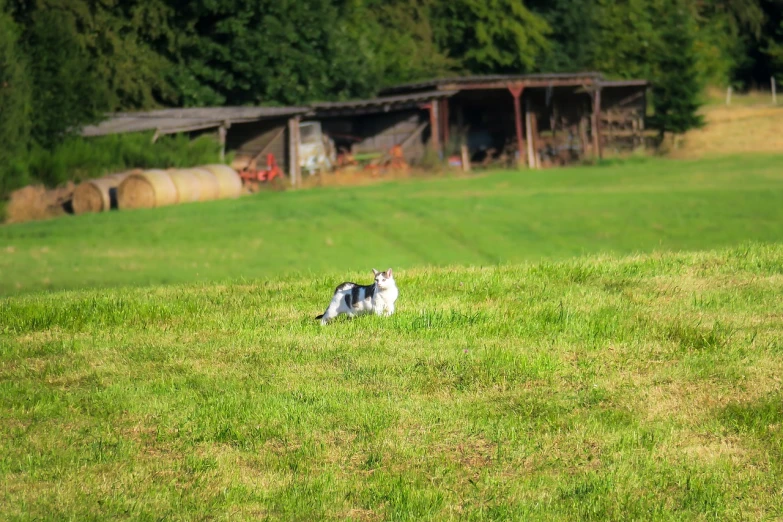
left=250, top=126, right=286, bottom=164
left=313, top=100, right=430, bottom=118
left=427, top=101, right=440, bottom=154
left=579, top=115, right=589, bottom=158
left=218, top=124, right=228, bottom=162
left=440, top=98, right=450, bottom=148
left=525, top=96, right=536, bottom=169
left=288, top=116, right=301, bottom=188
left=592, top=88, right=603, bottom=160
left=531, top=111, right=540, bottom=169
left=399, top=121, right=430, bottom=151
left=508, top=85, right=525, bottom=168
left=441, top=78, right=599, bottom=91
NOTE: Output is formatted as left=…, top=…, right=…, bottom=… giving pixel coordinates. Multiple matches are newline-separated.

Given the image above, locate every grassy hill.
left=1, top=244, right=781, bottom=520
left=675, top=88, right=783, bottom=158
left=2, top=154, right=783, bottom=296
left=676, top=105, right=783, bottom=158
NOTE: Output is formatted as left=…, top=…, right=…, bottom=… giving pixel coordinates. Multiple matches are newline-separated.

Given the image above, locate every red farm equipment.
left=237, top=153, right=283, bottom=192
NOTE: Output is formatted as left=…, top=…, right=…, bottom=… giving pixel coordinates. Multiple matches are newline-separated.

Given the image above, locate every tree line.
left=1, top=0, right=781, bottom=194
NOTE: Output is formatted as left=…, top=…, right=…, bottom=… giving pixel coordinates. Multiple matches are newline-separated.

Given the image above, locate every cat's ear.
left=386, top=268, right=393, bottom=277
left=372, top=268, right=379, bottom=276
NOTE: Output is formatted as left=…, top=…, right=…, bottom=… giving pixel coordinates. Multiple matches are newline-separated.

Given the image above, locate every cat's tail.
left=315, top=314, right=324, bottom=320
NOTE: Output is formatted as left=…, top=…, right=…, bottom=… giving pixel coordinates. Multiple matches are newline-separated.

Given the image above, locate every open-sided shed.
left=81, top=106, right=310, bottom=179
left=380, top=72, right=650, bottom=167
left=307, top=90, right=457, bottom=166
left=80, top=71, right=650, bottom=184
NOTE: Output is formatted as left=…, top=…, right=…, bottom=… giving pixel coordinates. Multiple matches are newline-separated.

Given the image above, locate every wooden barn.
left=307, top=90, right=455, bottom=166
left=80, top=72, right=650, bottom=185
left=81, top=106, right=310, bottom=180
left=379, top=72, right=650, bottom=167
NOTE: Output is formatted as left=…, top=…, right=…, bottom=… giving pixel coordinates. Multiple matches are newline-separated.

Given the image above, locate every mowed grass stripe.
left=1, top=244, right=782, bottom=519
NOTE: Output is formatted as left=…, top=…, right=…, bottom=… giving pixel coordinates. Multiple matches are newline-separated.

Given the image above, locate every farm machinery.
left=235, top=153, right=284, bottom=192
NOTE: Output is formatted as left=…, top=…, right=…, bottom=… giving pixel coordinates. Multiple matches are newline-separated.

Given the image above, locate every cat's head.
left=372, top=268, right=394, bottom=289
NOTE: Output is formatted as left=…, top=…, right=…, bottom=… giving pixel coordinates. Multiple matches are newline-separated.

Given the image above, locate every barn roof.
left=309, top=90, right=457, bottom=117
left=80, top=74, right=649, bottom=138
left=81, top=106, right=310, bottom=137
left=380, top=72, right=608, bottom=94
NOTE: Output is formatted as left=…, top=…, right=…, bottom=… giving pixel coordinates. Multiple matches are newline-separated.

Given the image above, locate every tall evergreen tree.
left=432, top=0, right=551, bottom=74
left=649, top=0, right=705, bottom=137
left=0, top=0, right=31, bottom=195
left=343, top=0, right=457, bottom=88
left=527, top=0, right=600, bottom=73
left=23, top=7, right=108, bottom=148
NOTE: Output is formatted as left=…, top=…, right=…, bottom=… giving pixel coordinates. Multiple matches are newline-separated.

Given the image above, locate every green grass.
left=2, top=154, right=783, bottom=296
left=1, top=243, right=782, bottom=520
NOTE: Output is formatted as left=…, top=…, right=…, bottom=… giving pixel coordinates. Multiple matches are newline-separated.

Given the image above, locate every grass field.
left=676, top=105, right=783, bottom=159
left=1, top=243, right=782, bottom=520
left=2, top=154, right=783, bottom=296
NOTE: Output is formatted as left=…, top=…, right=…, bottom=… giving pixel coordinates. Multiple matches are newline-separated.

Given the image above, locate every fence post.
left=773, top=77, right=777, bottom=106
left=726, top=86, right=732, bottom=106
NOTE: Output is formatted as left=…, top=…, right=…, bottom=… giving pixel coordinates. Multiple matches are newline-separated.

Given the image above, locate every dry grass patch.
left=675, top=104, right=783, bottom=158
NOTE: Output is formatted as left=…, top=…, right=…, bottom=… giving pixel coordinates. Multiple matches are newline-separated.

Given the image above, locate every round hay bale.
left=72, top=170, right=137, bottom=214
left=167, top=169, right=204, bottom=204
left=187, top=168, right=221, bottom=201
left=201, top=164, right=243, bottom=199
left=231, top=155, right=255, bottom=171
left=117, top=169, right=179, bottom=210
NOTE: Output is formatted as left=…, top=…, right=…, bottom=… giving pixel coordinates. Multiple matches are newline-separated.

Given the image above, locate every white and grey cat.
left=316, top=268, right=398, bottom=325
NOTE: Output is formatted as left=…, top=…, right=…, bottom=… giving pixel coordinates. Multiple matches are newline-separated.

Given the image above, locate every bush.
left=22, top=132, right=225, bottom=188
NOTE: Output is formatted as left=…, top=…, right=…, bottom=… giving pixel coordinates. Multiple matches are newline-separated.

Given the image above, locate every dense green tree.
left=10, top=0, right=177, bottom=110
left=0, top=0, right=29, bottom=152
left=735, top=0, right=783, bottom=86
left=343, top=0, right=457, bottom=88
left=528, top=0, right=600, bottom=73
left=649, top=0, right=705, bottom=136
left=432, top=0, right=551, bottom=74
left=23, top=7, right=109, bottom=148
left=0, top=0, right=31, bottom=195
left=768, top=21, right=783, bottom=75
left=166, top=0, right=384, bottom=106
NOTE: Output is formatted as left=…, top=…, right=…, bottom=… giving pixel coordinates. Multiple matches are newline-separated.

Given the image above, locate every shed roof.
left=380, top=72, right=607, bottom=94
left=81, top=106, right=309, bottom=138
left=309, top=90, right=457, bottom=117
left=599, top=79, right=650, bottom=87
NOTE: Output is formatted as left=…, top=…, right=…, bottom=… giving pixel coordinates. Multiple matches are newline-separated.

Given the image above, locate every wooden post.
left=508, top=85, right=525, bottom=168
left=773, top=77, right=777, bottom=105
left=288, top=116, right=301, bottom=188
left=579, top=115, right=589, bottom=158
left=531, top=110, right=540, bottom=168
left=525, top=96, right=536, bottom=168
left=592, top=88, right=602, bottom=160
left=428, top=101, right=440, bottom=155
left=726, top=86, right=732, bottom=106
left=461, top=144, right=471, bottom=172
left=440, top=98, right=450, bottom=149
left=218, top=124, right=228, bottom=162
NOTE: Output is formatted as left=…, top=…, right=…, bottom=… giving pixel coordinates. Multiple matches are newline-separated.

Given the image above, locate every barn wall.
left=602, top=85, right=647, bottom=113
left=226, top=119, right=289, bottom=172
left=318, top=110, right=429, bottom=164
left=600, top=85, right=648, bottom=150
